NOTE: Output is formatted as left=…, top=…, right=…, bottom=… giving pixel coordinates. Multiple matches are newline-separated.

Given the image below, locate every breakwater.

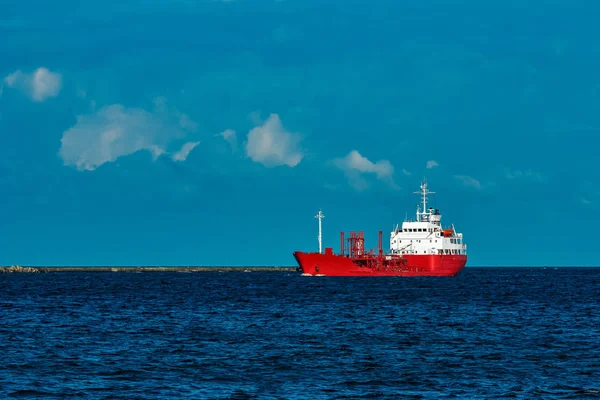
left=0, top=265, right=298, bottom=273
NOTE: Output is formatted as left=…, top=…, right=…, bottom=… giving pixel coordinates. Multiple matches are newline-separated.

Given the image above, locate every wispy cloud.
left=172, top=141, right=200, bottom=162
left=3, top=67, right=62, bottom=101
left=59, top=103, right=196, bottom=171
left=454, top=174, right=482, bottom=190
left=578, top=182, right=599, bottom=208
left=402, top=168, right=411, bottom=176
left=426, top=160, right=438, bottom=169
left=332, top=150, right=397, bottom=191
left=504, top=168, right=546, bottom=183
left=245, top=114, right=303, bottom=167
left=219, top=128, right=237, bottom=150
left=154, top=96, right=198, bottom=131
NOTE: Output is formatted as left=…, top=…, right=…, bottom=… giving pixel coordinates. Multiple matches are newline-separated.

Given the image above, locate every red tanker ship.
left=293, top=183, right=467, bottom=276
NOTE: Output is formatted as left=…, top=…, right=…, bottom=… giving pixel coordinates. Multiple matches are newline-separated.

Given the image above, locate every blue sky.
left=1, top=0, right=598, bottom=267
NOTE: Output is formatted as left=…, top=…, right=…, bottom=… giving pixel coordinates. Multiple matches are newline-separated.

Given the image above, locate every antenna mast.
left=315, top=209, right=325, bottom=253
left=414, top=182, right=435, bottom=222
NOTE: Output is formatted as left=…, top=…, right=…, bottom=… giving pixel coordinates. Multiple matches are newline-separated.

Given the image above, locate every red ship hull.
left=293, top=251, right=466, bottom=277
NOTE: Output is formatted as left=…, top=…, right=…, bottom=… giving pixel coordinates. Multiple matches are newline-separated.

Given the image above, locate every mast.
left=414, top=182, right=435, bottom=222
left=315, top=209, right=325, bottom=253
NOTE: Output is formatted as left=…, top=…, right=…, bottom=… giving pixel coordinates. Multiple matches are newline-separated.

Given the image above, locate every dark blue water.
left=1, top=268, right=599, bottom=399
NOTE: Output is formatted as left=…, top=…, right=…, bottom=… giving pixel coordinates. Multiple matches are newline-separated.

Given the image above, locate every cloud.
left=577, top=182, right=599, bottom=208
left=454, top=175, right=482, bottom=190
left=178, top=114, right=198, bottom=131
left=245, top=114, right=303, bottom=167
left=219, top=128, right=237, bottom=150
left=332, top=150, right=396, bottom=190
left=154, top=96, right=198, bottom=131
left=579, top=193, right=598, bottom=208
left=172, top=141, right=200, bottom=162
left=426, top=160, right=438, bottom=169
left=59, top=104, right=195, bottom=171
left=402, top=168, right=411, bottom=176
left=3, top=67, right=62, bottom=101
left=505, top=168, right=546, bottom=183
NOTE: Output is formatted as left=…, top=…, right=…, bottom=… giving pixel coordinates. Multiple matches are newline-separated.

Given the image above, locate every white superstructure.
left=389, top=183, right=467, bottom=256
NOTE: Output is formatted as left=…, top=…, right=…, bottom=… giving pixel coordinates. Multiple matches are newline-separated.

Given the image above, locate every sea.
left=1, top=267, right=599, bottom=399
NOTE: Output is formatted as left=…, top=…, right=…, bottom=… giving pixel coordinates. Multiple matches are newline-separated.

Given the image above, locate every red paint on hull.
left=293, top=251, right=466, bottom=277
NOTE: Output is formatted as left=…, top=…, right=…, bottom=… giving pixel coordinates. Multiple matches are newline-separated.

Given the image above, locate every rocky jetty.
left=1, top=265, right=40, bottom=273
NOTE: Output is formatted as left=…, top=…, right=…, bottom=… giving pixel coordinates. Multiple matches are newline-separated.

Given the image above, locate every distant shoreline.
left=1, top=265, right=299, bottom=273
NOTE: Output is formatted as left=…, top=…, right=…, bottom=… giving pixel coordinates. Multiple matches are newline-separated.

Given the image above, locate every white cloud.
left=332, top=150, right=396, bottom=190
left=153, top=96, right=168, bottom=112
left=4, top=67, right=62, bottom=101
left=219, top=128, right=237, bottom=149
left=426, top=160, right=438, bottom=169
left=59, top=104, right=195, bottom=171
left=178, top=113, right=198, bottom=131
left=245, top=114, right=303, bottom=167
left=454, top=175, right=482, bottom=190
left=172, top=141, right=200, bottom=162
left=153, top=96, right=197, bottom=131
left=248, top=111, right=262, bottom=125
left=505, top=168, right=545, bottom=183
left=402, top=168, right=411, bottom=176
left=577, top=182, right=599, bottom=208
left=578, top=193, right=598, bottom=208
